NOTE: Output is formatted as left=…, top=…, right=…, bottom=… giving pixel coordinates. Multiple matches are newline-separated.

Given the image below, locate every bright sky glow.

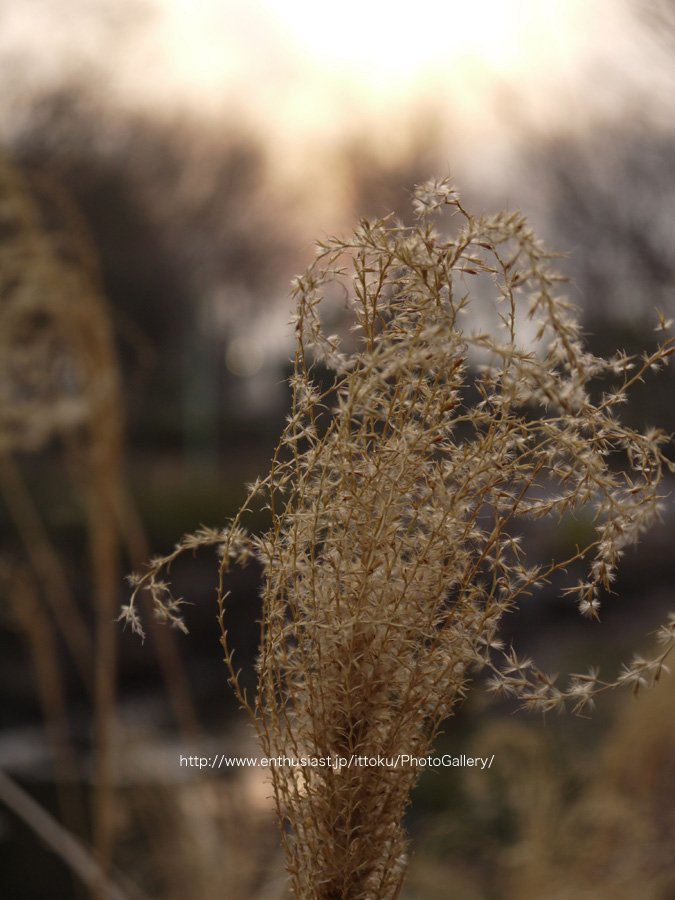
left=1, top=0, right=670, bottom=177
left=147, top=0, right=604, bottom=116
left=259, top=0, right=586, bottom=81
left=93, top=0, right=635, bottom=177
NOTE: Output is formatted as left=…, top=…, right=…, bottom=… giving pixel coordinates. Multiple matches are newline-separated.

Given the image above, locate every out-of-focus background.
left=1, top=1, right=674, bottom=898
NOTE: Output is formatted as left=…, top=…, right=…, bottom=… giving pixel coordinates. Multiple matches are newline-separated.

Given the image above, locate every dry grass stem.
left=1, top=148, right=199, bottom=892
left=126, top=178, right=675, bottom=900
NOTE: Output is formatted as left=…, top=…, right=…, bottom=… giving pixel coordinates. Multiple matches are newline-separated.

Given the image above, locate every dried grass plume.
left=125, top=178, right=675, bottom=900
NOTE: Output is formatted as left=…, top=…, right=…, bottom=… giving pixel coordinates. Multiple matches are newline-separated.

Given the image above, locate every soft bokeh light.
left=128, top=0, right=635, bottom=143
left=225, top=336, right=264, bottom=377
left=258, top=0, right=592, bottom=82
left=2, top=0, right=662, bottom=148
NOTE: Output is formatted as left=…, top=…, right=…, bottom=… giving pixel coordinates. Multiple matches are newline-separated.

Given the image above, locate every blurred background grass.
left=1, top=1, right=675, bottom=897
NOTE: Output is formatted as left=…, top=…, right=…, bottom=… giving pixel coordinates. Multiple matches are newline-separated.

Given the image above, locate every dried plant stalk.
left=0, top=150, right=123, bottom=884
left=0, top=148, right=198, bottom=894
left=126, top=179, right=675, bottom=900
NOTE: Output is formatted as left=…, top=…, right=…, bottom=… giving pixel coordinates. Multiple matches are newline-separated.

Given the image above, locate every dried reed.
left=0, top=148, right=197, bottom=895
left=126, top=178, right=674, bottom=900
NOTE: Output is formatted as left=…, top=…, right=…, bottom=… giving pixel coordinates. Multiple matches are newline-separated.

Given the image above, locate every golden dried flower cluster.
left=125, top=178, right=674, bottom=900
